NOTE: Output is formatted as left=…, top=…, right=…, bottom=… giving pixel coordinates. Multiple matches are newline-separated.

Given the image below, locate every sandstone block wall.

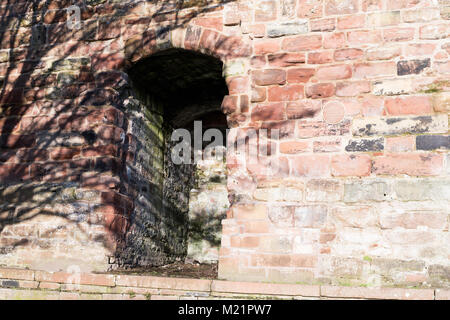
left=0, top=266, right=448, bottom=300
left=0, top=0, right=448, bottom=287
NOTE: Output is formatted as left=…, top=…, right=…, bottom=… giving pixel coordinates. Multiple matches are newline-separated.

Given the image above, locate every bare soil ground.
left=111, top=261, right=218, bottom=279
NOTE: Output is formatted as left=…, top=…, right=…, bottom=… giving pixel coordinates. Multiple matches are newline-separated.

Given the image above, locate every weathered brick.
left=280, top=0, right=297, bottom=18
left=347, top=30, right=382, bottom=44
left=385, top=136, right=415, bottom=152
left=331, top=154, right=372, bottom=177
left=331, top=206, right=378, bottom=228
left=362, top=0, right=383, bottom=11
left=254, top=39, right=281, bottom=54
left=226, top=77, right=249, bottom=95
left=321, top=285, right=434, bottom=300
left=336, top=81, right=370, bottom=97
left=385, top=230, right=439, bottom=245
left=366, top=47, right=401, bottom=61
left=386, top=0, right=426, bottom=10
left=310, top=18, right=336, bottom=32
left=267, top=20, right=308, bottom=37
left=337, top=14, right=365, bottom=29
left=305, top=83, right=335, bottom=99
left=0, top=163, right=29, bottom=182
left=261, top=122, right=292, bottom=143
left=323, top=32, right=346, bottom=49
left=372, top=153, right=444, bottom=176
left=397, top=59, right=431, bottom=76
left=223, top=60, right=246, bottom=77
left=432, top=92, right=450, bottom=113
left=287, top=68, right=315, bottom=83
left=436, top=289, right=450, bottom=300
left=268, top=85, right=304, bottom=101
left=266, top=268, right=315, bottom=284
left=49, top=147, right=81, bottom=161
left=420, top=24, right=450, bottom=40
left=252, top=69, right=286, bottom=86
left=211, top=279, right=319, bottom=297
left=325, top=0, right=359, bottom=15
left=0, top=134, right=35, bottom=149
left=354, top=62, right=397, bottom=79
left=250, top=253, right=317, bottom=268
left=352, top=115, right=448, bottom=136
left=323, top=101, right=345, bottom=124
left=416, top=135, right=450, bottom=150
left=385, top=96, right=433, bottom=115
left=253, top=186, right=303, bottom=202
left=35, top=271, right=115, bottom=287
left=344, top=181, right=390, bottom=202
left=221, top=95, right=238, bottom=114
left=255, top=0, right=277, bottom=22
left=345, top=138, right=384, bottom=152
left=251, top=102, right=285, bottom=121
left=306, top=179, right=343, bottom=202
left=373, top=78, right=413, bottom=96
left=402, top=8, right=441, bottom=22
left=442, top=6, right=450, bottom=20
left=0, top=268, right=34, bottom=281
left=268, top=206, right=294, bottom=227
left=297, top=120, right=350, bottom=138
left=290, top=155, right=330, bottom=177
left=267, top=53, right=306, bottom=67
left=251, top=87, right=267, bottom=103
left=313, top=139, right=341, bottom=153
left=115, top=275, right=210, bottom=292
left=279, top=141, right=310, bottom=154
left=383, top=27, right=415, bottom=42
left=334, top=48, right=364, bottom=61
left=308, top=51, right=334, bottom=64
left=233, top=204, right=268, bottom=220
left=404, top=43, right=436, bottom=57
left=434, top=61, right=450, bottom=74
left=380, top=211, right=448, bottom=229
left=428, top=265, right=450, bottom=287
left=282, top=34, right=322, bottom=51
left=297, top=0, right=324, bottom=18
left=367, top=11, right=401, bottom=27
left=316, top=64, right=352, bottom=80
left=286, top=100, right=321, bottom=119
left=294, top=205, right=327, bottom=228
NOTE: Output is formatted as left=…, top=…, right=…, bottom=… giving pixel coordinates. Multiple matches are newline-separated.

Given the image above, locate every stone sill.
left=0, top=267, right=448, bottom=300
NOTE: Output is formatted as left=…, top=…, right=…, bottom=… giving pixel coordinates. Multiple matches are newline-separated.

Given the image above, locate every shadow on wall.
left=0, top=0, right=235, bottom=271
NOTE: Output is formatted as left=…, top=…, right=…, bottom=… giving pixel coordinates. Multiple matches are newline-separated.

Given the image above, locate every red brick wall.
left=0, top=0, right=449, bottom=287
left=0, top=266, right=446, bottom=300
left=0, top=268, right=450, bottom=300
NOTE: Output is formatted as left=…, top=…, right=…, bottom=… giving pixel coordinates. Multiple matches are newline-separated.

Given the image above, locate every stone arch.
left=122, top=25, right=252, bottom=123
left=115, top=25, right=251, bottom=268
left=123, top=25, right=252, bottom=67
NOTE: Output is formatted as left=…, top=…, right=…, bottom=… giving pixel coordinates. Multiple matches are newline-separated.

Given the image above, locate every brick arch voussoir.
left=123, top=25, right=252, bottom=68
left=122, top=25, right=252, bottom=127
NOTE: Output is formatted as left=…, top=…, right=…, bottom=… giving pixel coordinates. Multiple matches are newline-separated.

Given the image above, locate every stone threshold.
left=0, top=267, right=448, bottom=300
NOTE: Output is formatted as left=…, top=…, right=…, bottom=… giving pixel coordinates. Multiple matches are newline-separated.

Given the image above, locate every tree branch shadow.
left=0, top=0, right=236, bottom=268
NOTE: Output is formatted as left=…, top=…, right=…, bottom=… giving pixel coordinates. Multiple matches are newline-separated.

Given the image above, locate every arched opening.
left=120, top=48, right=229, bottom=275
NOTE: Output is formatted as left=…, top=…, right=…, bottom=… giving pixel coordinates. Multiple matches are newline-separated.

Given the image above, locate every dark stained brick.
left=397, top=59, right=430, bottom=76
left=0, top=280, right=19, bottom=288
left=345, top=138, right=384, bottom=152
left=416, top=135, right=449, bottom=150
